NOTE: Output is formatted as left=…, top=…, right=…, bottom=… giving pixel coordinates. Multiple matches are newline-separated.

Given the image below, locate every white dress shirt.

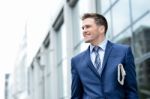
left=90, top=39, right=108, bottom=68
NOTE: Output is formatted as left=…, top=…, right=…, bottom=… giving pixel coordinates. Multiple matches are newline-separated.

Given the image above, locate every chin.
left=84, top=39, right=92, bottom=43
left=85, top=41, right=89, bottom=43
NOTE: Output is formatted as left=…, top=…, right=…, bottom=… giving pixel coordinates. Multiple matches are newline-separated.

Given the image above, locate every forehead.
left=82, top=18, right=95, bottom=25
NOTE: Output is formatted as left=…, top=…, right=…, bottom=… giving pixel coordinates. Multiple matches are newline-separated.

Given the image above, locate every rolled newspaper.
left=118, top=64, right=126, bottom=85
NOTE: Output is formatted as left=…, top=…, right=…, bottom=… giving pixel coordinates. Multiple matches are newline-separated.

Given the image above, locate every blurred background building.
left=5, top=74, right=11, bottom=99
left=5, top=0, right=150, bottom=99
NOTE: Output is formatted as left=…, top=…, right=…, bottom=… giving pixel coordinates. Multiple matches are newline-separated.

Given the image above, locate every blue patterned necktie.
left=93, top=46, right=101, bottom=72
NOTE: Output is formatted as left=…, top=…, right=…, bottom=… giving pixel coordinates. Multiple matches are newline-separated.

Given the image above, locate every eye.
left=82, top=26, right=84, bottom=30
left=86, top=25, right=90, bottom=28
left=82, top=25, right=90, bottom=30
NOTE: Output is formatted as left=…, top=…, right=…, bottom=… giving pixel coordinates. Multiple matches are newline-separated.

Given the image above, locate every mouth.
left=83, top=32, right=91, bottom=37
left=84, top=34, right=91, bottom=39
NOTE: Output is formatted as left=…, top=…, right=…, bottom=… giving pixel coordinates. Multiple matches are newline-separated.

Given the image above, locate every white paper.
left=118, top=64, right=126, bottom=85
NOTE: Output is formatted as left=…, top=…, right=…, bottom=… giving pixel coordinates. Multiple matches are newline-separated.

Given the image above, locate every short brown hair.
left=82, top=13, right=108, bottom=34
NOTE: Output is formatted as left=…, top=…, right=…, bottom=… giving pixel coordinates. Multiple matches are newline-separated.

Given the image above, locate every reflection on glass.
left=113, top=29, right=132, bottom=46
left=133, top=26, right=150, bottom=99
left=137, top=58, right=150, bottom=99
left=133, top=26, right=150, bottom=57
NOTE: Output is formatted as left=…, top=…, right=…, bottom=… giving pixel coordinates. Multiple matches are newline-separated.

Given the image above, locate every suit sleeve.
left=124, top=47, right=139, bottom=99
left=71, top=58, right=83, bottom=99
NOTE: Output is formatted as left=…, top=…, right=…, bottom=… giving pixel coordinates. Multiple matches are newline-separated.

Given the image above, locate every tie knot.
left=93, top=46, right=100, bottom=53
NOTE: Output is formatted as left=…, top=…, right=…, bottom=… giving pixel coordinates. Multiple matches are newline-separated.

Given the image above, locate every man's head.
left=81, top=13, right=108, bottom=45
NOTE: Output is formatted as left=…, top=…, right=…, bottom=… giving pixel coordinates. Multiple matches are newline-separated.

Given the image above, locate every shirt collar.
left=90, top=39, right=108, bottom=53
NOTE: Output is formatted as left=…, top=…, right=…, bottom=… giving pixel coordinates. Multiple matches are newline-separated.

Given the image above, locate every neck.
left=91, top=36, right=105, bottom=46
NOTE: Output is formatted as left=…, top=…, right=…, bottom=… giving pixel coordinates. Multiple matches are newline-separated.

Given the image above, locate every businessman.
left=71, top=13, right=139, bottom=99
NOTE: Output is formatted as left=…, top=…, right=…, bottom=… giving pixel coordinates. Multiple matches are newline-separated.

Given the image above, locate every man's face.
left=82, top=18, right=103, bottom=44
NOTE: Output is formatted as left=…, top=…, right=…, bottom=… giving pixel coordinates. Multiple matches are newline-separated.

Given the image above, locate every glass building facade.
left=100, top=0, right=150, bottom=98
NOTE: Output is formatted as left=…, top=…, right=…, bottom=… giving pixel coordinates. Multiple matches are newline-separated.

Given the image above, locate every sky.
left=0, top=0, right=61, bottom=98
left=0, top=0, right=26, bottom=98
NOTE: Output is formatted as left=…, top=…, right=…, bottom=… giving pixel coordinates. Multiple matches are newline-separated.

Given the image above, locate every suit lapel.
left=85, top=46, right=100, bottom=78
left=100, top=41, right=113, bottom=76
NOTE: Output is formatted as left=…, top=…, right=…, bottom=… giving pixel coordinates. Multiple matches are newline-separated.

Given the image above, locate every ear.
left=98, top=25, right=105, bottom=33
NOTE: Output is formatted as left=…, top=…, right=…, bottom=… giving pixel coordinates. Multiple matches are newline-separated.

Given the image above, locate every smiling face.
left=82, top=18, right=105, bottom=45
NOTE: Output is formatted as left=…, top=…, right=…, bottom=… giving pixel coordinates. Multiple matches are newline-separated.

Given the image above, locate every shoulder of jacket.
left=72, top=50, right=87, bottom=60
left=112, top=42, right=129, bottom=49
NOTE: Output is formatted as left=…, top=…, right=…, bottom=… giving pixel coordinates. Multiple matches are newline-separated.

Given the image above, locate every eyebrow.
left=82, top=24, right=91, bottom=30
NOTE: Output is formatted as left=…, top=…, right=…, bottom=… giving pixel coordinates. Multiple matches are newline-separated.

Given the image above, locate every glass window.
left=62, top=59, right=68, bottom=97
left=131, top=1, right=150, bottom=98
left=111, top=0, right=130, bottom=36
left=137, top=58, right=150, bottom=99
left=131, top=0, right=150, bottom=21
left=57, top=64, right=64, bottom=98
left=101, top=0, right=111, bottom=14
left=133, top=13, right=150, bottom=31
left=133, top=20, right=150, bottom=58
left=61, top=24, right=68, bottom=97
left=56, top=29, right=62, bottom=63
left=113, top=28, right=132, bottom=46
left=72, top=7, right=81, bottom=49
left=101, top=0, right=118, bottom=14
left=56, top=24, right=68, bottom=98
left=105, top=12, right=114, bottom=38
left=61, top=25, right=67, bottom=59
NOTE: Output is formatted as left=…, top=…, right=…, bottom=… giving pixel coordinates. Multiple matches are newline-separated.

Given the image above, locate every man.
left=71, top=13, right=139, bottom=99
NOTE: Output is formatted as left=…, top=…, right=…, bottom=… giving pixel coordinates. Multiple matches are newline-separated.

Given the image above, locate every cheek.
left=91, top=32, right=98, bottom=36
left=83, top=32, right=86, bottom=37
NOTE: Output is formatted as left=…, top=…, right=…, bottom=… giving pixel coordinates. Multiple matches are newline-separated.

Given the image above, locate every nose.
left=82, top=27, right=87, bottom=34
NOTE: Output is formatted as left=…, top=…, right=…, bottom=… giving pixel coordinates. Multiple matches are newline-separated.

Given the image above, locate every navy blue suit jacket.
left=71, top=41, right=138, bottom=99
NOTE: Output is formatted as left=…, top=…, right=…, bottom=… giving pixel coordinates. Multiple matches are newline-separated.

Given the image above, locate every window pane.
left=56, top=29, right=62, bottom=63
left=56, top=23, right=68, bottom=98
left=132, top=12, right=150, bottom=58
left=101, top=0, right=111, bottom=14
left=131, top=0, right=150, bottom=21
left=57, top=65, right=64, bottom=98
left=101, top=0, right=118, bottom=14
left=112, top=0, right=130, bottom=35
left=137, top=58, right=150, bottom=98
left=105, top=13, right=114, bottom=38
left=113, top=28, right=132, bottom=46
left=61, top=24, right=67, bottom=59
left=133, top=26, right=150, bottom=58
